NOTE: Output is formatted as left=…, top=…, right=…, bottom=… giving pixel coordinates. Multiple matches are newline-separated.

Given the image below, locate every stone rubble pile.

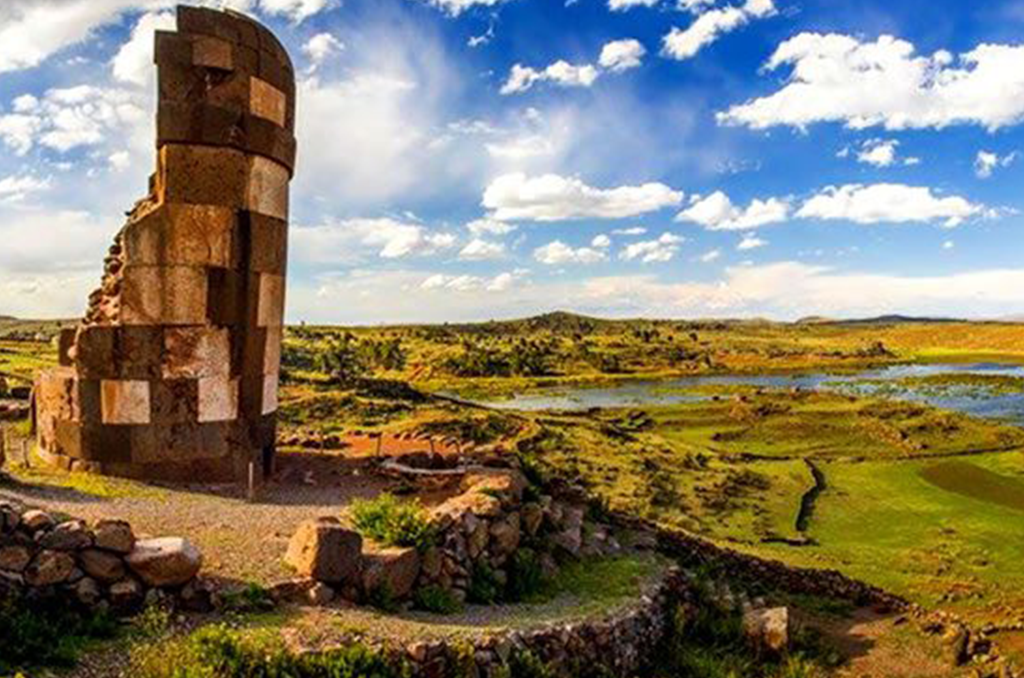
left=0, top=501, right=204, bottom=613
left=280, top=467, right=624, bottom=607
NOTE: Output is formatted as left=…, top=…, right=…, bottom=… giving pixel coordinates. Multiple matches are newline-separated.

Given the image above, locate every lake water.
left=469, top=363, right=1024, bottom=426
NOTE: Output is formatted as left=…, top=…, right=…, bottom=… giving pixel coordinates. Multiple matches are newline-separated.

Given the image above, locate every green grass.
left=751, top=452, right=1024, bottom=622
left=0, top=597, right=119, bottom=674
left=349, top=493, right=436, bottom=550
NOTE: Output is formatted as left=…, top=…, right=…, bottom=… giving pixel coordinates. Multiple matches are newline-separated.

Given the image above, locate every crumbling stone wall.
left=34, top=6, right=296, bottom=482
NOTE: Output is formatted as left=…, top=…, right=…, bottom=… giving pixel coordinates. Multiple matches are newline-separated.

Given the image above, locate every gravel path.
left=1, top=449, right=452, bottom=585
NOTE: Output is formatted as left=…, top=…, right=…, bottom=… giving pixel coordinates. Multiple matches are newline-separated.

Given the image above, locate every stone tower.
left=34, top=6, right=296, bottom=483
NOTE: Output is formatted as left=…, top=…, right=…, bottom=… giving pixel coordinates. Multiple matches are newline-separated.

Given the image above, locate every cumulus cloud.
left=302, top=32, right=344, bottom=70
left=608, top=0, right=659, bottom=9
left=620, top=232, right=685, bottom=263
left=467, top=218, right=517, bottom=236
left=500, top=61, right=600, bottom=95
left=849, top=139, right=921, bottom=167
left=797, top=184, right=988, bottom=228
left=591, top=234, right=612, bottom=248
left=0, top=85, right=145, bottom=155
left=699, top=249, right=721, bottom=263
left=534, top=241, right=608, bottom=265
left=662, top=0, right=776, bottom=61
left=599, top=39, right=646, bottom=72
left=0, top=174, right=51, bottom=203
left=483, top=172, right=683, bottom=221
left=676, top=191, right=790, bottom=230
left=111, top=10, right=175, bottom=86
left=459, top=238, right=507, bottom=260
left=292, top=218, right=456, bottom=263
left=259, top=0, right=336, bottom=22
left=419, top=0, right=509, bottom=16
left=719, top=33, right=1024, bottom=131
left=421, top=270, right=524, bottom=292
left=975, top=150, right=1018, bottom=178
left=613, top=226, right=647, bottom=236
left=737, top=233, right=767, bottom=250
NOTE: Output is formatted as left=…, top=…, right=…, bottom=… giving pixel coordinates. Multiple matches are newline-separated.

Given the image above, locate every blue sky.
left=1, top=0, right=1023, bottom=323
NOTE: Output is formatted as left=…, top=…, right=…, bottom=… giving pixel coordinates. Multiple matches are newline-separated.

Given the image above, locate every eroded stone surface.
left=34, top=6, right=294, bottom=484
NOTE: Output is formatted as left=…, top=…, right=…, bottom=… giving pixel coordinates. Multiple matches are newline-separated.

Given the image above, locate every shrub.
left=219, top=582, right=275, bottom=614
left=505, top=548, right=543, bottom=602
left=350, top=493, right=436, bottom=550
left=413, top=585, right=463, bottom=615
left=0, top=597, right=118, bottom=674
left=133, top=623, right=409, bottom=678
left=468, top=562, right=502, bottom=605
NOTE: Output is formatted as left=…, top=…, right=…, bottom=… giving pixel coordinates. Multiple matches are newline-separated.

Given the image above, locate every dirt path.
left=0, top=448, right=458, bottom=585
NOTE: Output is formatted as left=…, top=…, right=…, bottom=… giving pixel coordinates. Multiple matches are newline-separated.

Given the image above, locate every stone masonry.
left=34, top=6, right=296, bottom=482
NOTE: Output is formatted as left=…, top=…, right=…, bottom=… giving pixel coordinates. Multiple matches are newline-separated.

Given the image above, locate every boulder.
left=308, top=582, right=335, bottom=606
left=109, top=578, right=143, bottom=611
left=460, top=470, right=527, bottom=503
left=284, top=517, right=362, bottom=584
left=40, top=520, right=93, bottom=550
left=521, top=503, right=544, bottom=537
left=74, top=577, right=103, bottom=606
left=94, top=519, right=135, bottom=554
left=25, top=549, right=76, bottom=586
left=79, top=548, right=127, bottom=583
left=126, top=537, right=202, bottom=587
left=551, top=526, right=582, bottom=558
left=21, top=509, right=55, bottom=532
left=432, top=491, right=502, bottom=521
left=361, top=545, right=421, bottom=599
left=743, top=607, right=789, bottom=655
left=0, top=503, right=20, bottom=532
left=489, top=514, right=521, bottom=556
left=0, top=545, right=31, bottom=573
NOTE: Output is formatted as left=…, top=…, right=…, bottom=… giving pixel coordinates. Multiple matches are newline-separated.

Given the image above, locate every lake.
left=468, top=363, right=1024, bottom=426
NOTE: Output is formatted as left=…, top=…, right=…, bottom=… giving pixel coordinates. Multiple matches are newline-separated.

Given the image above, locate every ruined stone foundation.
left=34, top=6, right=297, bottom=482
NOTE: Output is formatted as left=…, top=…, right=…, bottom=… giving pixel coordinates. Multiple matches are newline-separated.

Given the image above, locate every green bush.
left=505, top=548, right=544, bottom=602
left=412, top=585, right=463, bottom=615
left=219, top=583, right=275, bottom=614
left=350, top=493, right=436, bottom=550
left=468, top=562, right=502, bottom=605
left=0, top=598, right=118, bottom=674
left=134, top=624, right=409, bottom=678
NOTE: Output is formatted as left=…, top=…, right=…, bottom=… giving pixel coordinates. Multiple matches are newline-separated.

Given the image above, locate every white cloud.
left=620, top=232, right=685, bottom=263
left=943, top=240, right=955, bottom=250
left=459, top=238, right=506, bottom=260
left=534, top=240, right=608, bottom=265
left=608, top=0, right=659, bottom=9
left=796, top=183, right=987, bottom=228
left=856, top=139, right=897, bottom=167
left=0, top=174, right=52, bottom=202
left=421, top=269, right=526, bottom=292
left=975, top=150, right=1018, bottom=178
left=501, top=61, right=600, bottom=95
left=108, top=151, right=131, bottom=172
left=483, top=172, right=683, bottom=221
left=302, top=32, right=344, bottom=70
left=467, top=218, right=517, bottom=236
left=291, top=218, right=456, bottom=263
left=662, top=0, right=776, bottom=61
left=259, top=0, right=335, bottom=22
left=613, top=226, right=647, bottom=236
left=719, top=33, right=1024, bottom=131
left=591, top=234, right=612, bottom=248
left=737, top=233, right=767, bottom=250
left=599, top=39, right=646, bottom=72
left=676, top=191, right=789, bottom=230
left=679, top=0, right=717, bottom=12
left=0, top=85, right=146, bottom=155
left=699, top=248, right=721, bottom=263
left=486, top=134, right=557, bottom=160
left=420, top=0, right=509, bottom=16
left=111, top=10, right=175, bottom=86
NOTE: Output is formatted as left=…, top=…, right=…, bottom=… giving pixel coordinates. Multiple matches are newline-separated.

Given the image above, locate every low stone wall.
left=0, top=500, right=205, bottom=613
left=399, top=569, right=689, bottom=678
left=281, top=466, right=622, bottom=607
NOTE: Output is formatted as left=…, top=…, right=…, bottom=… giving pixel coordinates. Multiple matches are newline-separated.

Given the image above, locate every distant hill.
left=830, top=314, right=963, bottom=325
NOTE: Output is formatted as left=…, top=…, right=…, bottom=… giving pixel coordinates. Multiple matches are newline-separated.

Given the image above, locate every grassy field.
left=5, top=313, right=1024, bottom=630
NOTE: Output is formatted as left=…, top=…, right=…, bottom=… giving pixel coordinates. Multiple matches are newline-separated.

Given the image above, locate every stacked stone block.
left=34, top=6, right=296, bottom=483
